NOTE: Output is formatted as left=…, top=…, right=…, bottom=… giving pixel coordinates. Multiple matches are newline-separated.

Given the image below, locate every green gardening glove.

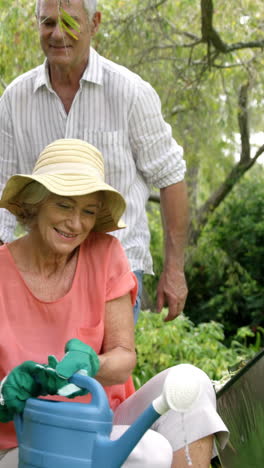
left=33, top=356, right=85, bottom=398
left=0, top=402, right=15, bottom=423
left=0, top=361, right=41, bottom=416
left=33, top=356, right=69, bottom=396
left=55, top=339, right=100, bottom=398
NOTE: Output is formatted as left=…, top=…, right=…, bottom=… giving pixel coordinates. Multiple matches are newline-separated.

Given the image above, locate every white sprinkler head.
left=153, top=364, right=202, bottom=415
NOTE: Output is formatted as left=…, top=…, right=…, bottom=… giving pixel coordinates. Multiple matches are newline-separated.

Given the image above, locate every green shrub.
left=144, top=170, right=264, bottom=341
left=185, top=171, right=264, bottom=339
left=133, top=310, right=259, bottom=389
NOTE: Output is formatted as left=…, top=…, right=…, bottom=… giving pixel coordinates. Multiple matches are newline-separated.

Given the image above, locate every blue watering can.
left=14, top=365, right=202, bottom=468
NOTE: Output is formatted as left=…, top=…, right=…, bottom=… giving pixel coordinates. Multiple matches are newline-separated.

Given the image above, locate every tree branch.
left=200, top=0, right=264, bottom=56
left=201, top=0, right=229, bottom=53
left=238, top=82, right=250, bottom=163
left=187, top=82, right=264, bottom=245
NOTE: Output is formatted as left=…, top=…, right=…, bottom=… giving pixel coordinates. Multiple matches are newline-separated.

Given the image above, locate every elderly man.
left=0, top=0, right=188, bottom=324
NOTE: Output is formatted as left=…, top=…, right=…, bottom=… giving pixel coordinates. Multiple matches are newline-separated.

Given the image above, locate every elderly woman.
left=0, top=139, right=228, bottom=468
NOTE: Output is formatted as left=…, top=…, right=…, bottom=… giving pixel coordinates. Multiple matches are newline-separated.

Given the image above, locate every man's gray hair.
left=83, top=0, right=97, bottom=19
left=35, top=0, right=97, bottom=21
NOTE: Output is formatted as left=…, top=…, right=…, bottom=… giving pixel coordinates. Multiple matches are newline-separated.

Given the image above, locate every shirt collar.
left=81, top=47, right=103, bottom=85
left=33, top=59, right=53, bottom=93
left=33, top=47, right=103, bottom=93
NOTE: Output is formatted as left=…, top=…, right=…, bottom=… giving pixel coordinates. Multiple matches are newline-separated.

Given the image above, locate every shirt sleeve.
left=0, top=92, right=18, bottom=242
left=128, top=79, right=186, bottom=188
left=106, top=237, right=138, bottom=305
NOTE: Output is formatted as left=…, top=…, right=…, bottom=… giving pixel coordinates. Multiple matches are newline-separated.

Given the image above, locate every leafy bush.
left=133, top=310, right=260, bottom=389
left=145, top=170, right=264, bottom=341
left=185, top=170, right=264, bottom=339
left=185, top=243, right=264, bottom=337
left=142, top=203, right=163, bottom=309
left=211, top=172, right=264, bottom=285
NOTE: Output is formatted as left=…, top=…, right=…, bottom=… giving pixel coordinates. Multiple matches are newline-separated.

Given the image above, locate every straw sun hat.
left=0, top=139, right=126, bottom=233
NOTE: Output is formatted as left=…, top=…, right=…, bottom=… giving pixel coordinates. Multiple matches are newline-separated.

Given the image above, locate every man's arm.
left=157, top=180, right=189, bottom=322
left=128, top=77, right=188, bottom=319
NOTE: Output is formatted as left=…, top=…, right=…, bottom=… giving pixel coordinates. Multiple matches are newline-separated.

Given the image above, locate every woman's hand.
left=0, top=361, right=41, bottom=417
left=0, top=359, right=70, bottom=421
left=33, top=355, right=70, bottom=395
left=0, top=402, right=14, bottom=422
left=56, top=338, right=100, bottom=379
left=55, top=339, right=100, bottom=398
left=0, top=346, right=99, bottom=422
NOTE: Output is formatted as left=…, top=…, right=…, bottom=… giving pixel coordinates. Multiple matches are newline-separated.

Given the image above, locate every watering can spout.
left=93, top=364, right=202, bottom=468
left=92, top=404, right=161, bottom=468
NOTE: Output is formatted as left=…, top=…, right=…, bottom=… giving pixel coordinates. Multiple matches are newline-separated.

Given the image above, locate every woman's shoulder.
left=84, top=232, right=122, bottom=250
left=82, top=233, right=127, bottom=267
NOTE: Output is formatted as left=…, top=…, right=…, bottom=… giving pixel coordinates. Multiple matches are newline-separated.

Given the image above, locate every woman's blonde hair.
left=12, top=181, right=50, bottom=229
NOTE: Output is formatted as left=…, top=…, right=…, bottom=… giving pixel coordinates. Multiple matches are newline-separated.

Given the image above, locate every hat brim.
left=0, top=173, right=126, bottom=233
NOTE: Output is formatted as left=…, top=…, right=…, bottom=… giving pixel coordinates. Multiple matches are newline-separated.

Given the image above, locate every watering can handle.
left=68, top=373, right=110, bottom=411
left=14, top=374, right=110, bottom=445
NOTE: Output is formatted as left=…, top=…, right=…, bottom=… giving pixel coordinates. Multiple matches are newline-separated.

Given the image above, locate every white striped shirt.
left=0, top=47, right=186, bottom=273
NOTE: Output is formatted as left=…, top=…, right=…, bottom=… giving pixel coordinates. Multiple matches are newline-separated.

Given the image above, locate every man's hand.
left=156, top=267, right=188, bottom=322
left=158, top=182, right=189, bottom=322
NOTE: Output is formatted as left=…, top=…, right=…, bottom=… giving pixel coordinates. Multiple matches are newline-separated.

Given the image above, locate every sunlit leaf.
left=60, top=8, right=80, bottom=34
left=58, top=9, right=80, bottom=40
left=58, top=17, right=78, bottom=40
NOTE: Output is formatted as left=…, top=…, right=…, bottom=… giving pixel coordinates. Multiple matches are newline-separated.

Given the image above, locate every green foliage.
left=143, top=203, right=163, bottom=308
left=98, top=0, right=264, bottom=204
left=210, top=172, right=264, bottom=285
left=186, top=248, right=263, bottom=333
left=133, top=311, right=258, bottom=389
left=0, top=0, right=42, bottom=93
left=144, top=169, right=264, bottom=341
left=224, top=401, right=264, bottom=468
left=185, top=169, right=264, bottom=338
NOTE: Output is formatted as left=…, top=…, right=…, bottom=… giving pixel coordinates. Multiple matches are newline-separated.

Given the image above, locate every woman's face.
left=34, top=192, right=101, bottom=256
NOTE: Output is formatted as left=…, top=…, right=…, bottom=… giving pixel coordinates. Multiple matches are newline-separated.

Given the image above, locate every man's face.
left=37, top=0, right=100, bottom=70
